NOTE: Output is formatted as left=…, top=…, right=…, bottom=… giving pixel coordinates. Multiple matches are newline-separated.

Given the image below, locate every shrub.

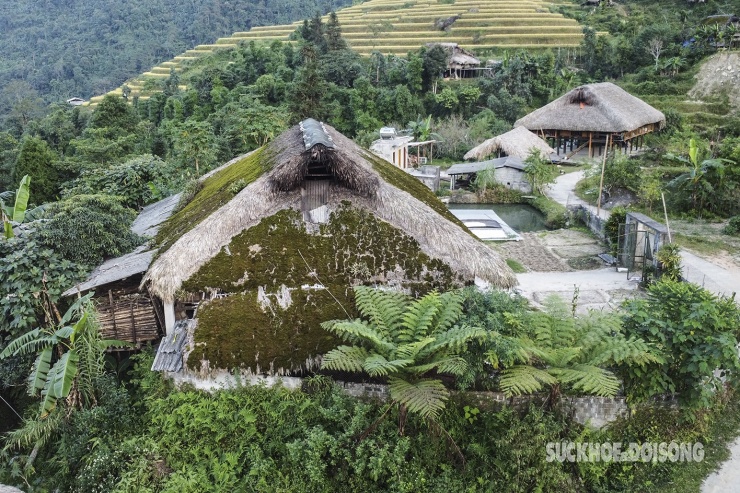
left=37, top=194, right=142, bottom=267
left=621, top=279, right=740, bottom=414
left=723, top=216, right=740, bottom=236
left=64, top=154, right=169, bottom=209
left=604, top=206, right=627, bottom=252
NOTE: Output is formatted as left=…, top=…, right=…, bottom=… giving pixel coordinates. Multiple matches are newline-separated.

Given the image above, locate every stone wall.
left=166, top=371, right=676, bottom=429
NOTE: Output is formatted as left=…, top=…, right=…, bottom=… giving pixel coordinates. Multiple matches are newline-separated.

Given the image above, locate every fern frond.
left=408, top=356, right=469, bottom=377
left=320, top=320, right=394, bottom=353
left=394, top=338, right=435, bottom=360
left=422, top=325, right=487, bottom=357
left=400, top=292, right=441, bottom=343
left=389, top=377, right=449, bottom=419
left=2, top=408, right=63, bottom=454
left=321, top=345, right=370, bottom=373
left=553, top=365, right=621, bottom=397
left=353, top=286, right=407, bottom=339
left=500, top=365, right=558, bottom=397
left=362, top=354, right=413, bottom=377
left=431, top=291, right=464, bottom=333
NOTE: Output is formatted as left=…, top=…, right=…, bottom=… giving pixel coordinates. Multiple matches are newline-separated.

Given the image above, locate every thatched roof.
left=464, top=126, right=555, bottom=161
left=515, top=82, right=666, bottom=133
left=143, top=119, right=515, bottom=302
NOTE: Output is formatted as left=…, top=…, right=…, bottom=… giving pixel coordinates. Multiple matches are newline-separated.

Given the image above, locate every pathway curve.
left=545, top=171, right=740, bottom=299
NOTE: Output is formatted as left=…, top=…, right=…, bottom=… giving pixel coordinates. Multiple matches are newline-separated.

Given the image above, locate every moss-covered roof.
left=145, top=120, right=515, bottom=302
left=155, top=148, right=270, bottom=252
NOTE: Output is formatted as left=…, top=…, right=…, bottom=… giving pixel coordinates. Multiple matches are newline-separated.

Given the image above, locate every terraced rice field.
left=89, top=0, right=583, bottom=105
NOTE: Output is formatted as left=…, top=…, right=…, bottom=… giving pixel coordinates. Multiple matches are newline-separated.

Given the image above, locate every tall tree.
left=288, top=45, right=327, bottom=123
left=325, top=11, right=346, bottom=51
left=13, top=137, right=59, bottom=204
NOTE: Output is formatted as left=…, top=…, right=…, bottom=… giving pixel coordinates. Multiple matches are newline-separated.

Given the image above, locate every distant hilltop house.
left=65, top=119, right=516, bottom=378
left=426, top=42, right=489, bottom=79
left=515, top=82, right=666, bottom=159
left=66, top=97, right=86, bottom=106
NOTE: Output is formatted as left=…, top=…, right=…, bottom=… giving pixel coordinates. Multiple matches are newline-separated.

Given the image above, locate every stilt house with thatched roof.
left=143, top=119, right=515, bottom=377
left=515, top=82, right=665, bottom=159
left=464, top=126, right=555, bottom=162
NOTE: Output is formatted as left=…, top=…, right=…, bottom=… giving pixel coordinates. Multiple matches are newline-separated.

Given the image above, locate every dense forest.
left=0, top=0, right=353, bottom=125
left=1, top=0, right=740, bottom=491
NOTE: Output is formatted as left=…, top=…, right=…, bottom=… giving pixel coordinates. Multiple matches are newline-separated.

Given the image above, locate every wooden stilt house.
left=514, top=82, right=666, bottom=159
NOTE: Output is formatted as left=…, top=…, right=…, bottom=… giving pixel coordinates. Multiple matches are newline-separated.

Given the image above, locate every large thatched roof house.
left=463, top=126, right=555, bottom=161
left=143, top=119, right=515, bottom=376
left=515, top=82, right=665, bottom=159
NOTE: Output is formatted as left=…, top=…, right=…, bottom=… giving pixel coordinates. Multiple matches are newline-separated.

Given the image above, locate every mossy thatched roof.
left=515, top=82, right=666, bottom=134
left=144, top=120, right=516, bottom=302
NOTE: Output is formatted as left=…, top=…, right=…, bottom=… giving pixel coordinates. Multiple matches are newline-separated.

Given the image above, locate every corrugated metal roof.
left=62, top=246, right=154, bottom=297
left=131, top=193, right=180, bottom=238
left=300, top=118, right=335, bottom=150
left=151, top=319, right=195, bottom=372
left=447, top=156, right=525, bottom=175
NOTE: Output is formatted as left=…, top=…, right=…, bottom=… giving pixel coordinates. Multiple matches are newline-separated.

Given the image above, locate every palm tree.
left=495, top=296, right=661, bottom=407
left=321, top=286, right=486, bottom=435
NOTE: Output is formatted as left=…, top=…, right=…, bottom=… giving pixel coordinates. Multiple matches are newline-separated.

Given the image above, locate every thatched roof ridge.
left=514, top=82, right=665, bottom=133
left=143, top=121, right=515, bottom=301
left=464, top=126, right=555, bottom=161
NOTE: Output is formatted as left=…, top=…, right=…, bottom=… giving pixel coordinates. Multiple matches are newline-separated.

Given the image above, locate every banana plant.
left=0, top=293, right=130, bottom=417
left=1, top=174, right=31, bottom=239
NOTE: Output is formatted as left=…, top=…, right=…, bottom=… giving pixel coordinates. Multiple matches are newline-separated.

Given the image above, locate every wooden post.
left=109, top=290, right=118, bottom=339
left=661, top=192, right=672, bottom=243
left=164, top=300, right=176, bottom=335
left=588, top=132, right=593, bottom=158
left=597, top=133, right=610, bottom=217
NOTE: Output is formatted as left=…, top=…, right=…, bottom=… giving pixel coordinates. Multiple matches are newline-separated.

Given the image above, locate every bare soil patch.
left=492, top=229, right=605, bottom=273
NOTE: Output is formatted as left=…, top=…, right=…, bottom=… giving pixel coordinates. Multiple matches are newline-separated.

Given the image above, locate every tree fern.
left=320, top=286, right=485, bottom=430
left=321, top=345, right=370, bottom=373
left=496, top=295, right=660, bottom=401
left=389, top=377, right=449, bottom=419
left=500, top=365, right=558, bottom=396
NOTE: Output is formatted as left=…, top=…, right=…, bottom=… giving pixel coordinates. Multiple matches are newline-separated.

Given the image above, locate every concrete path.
left=0, top=485, right=24, bottom=493
left=516, top=268, right=639, bottom=313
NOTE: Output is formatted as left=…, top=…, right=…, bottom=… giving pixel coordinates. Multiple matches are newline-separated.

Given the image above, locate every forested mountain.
left=0, top=0, right=352, bottom=123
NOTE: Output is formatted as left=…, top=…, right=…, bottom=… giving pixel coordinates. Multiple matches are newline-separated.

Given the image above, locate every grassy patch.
left=673, top=232, right=731, bottom=256
left=651, top=391, right=740, bottom=493
left=528, top=195, right=568, bottom=229
left=505, top=258, right=527, bottom=273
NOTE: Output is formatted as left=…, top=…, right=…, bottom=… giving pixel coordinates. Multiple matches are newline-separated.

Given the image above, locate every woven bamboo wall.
left=96, top=292, right=161, bottom=344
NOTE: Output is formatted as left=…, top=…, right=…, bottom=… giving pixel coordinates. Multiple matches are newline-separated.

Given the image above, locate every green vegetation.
left=2, top=0, right=740, bottom=490
left=505, top=258, right=526, bottom=273
left=621, top=279, right=740, bottom=412
left=322, top=287, right=486, bottom=427
left=528, top=195, right=568, bottom=229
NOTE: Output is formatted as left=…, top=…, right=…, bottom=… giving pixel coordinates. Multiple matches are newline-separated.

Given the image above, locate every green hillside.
left=89, top=0, right=585, bottom=105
